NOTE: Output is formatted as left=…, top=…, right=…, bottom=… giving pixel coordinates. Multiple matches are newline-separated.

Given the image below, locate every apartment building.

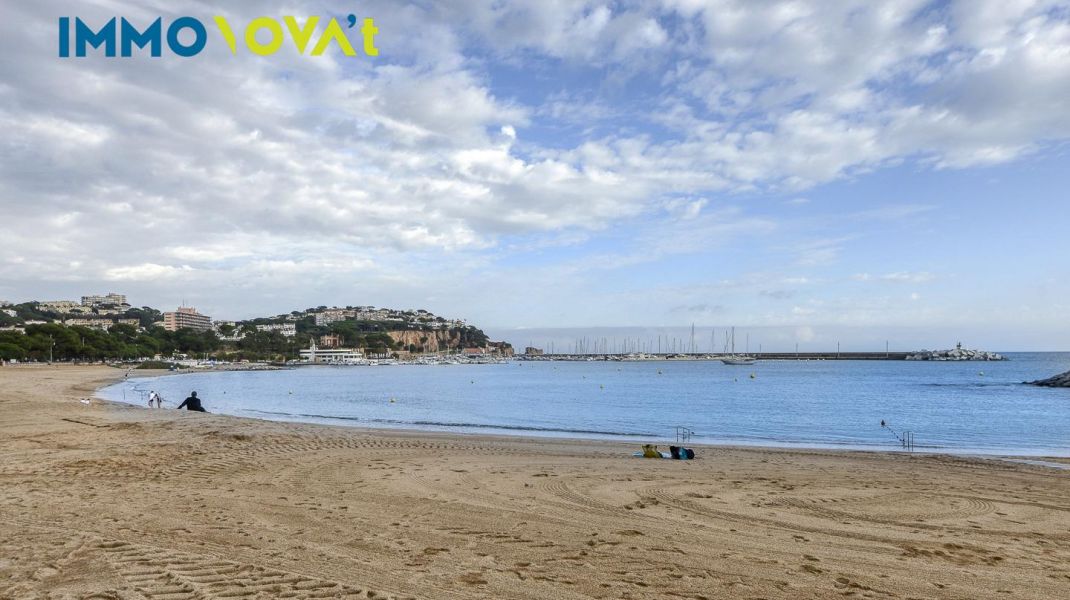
left=162, top=307, right=212, bottom=332
left=314, top=309, right=352, bottom=326
left=81, top=293, right=128, bottom=307
left=39, top=300, right=84, bottom=313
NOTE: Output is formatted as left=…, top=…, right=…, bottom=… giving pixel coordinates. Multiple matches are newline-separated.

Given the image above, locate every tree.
left=125, top=306, right=163, bottom=328
left=0, top=342, right=26, bottom=360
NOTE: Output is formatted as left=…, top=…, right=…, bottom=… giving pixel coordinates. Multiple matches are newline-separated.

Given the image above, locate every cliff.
left=387, top=330, right=460, bottom=353
left=386, top=329, right=512, bottom=354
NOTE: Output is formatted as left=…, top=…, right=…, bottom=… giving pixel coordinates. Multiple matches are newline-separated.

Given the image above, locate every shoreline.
left=3, top=365, right=1069, bottom=599
left=100, top=366, right=1070, bottom=460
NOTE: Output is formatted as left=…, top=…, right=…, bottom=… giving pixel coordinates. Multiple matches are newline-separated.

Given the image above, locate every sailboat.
left=721, top=327, right=756, bottom=365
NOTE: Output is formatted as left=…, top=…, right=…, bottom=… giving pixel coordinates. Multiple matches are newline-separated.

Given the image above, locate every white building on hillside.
left=256, top=323, right=297, bottom=337
left=81, top=293, right=127, bottom=307
left=314, top=309, right=351, bottom=326
left=39, top=300, right=84, bottom=313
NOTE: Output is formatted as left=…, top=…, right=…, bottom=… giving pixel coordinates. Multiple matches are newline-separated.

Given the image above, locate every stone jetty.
left=905, top=343, right=1005, bottom=361
left=1028, top=370, right=1070, bottom=387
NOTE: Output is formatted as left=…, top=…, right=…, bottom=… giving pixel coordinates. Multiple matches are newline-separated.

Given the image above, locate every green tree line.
left=0, top=323, right=218, bottom=362
left=0, top=317, right=498, bottom=363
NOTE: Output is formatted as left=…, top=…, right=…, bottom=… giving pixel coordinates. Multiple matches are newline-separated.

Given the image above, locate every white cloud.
left=105, top=264, right=195, bottom=282
left=1, top=0, right=1068, bottom=327
left=881, top=272, right=936, bottom=284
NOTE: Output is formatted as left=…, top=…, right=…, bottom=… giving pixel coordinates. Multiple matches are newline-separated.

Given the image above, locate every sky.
left=2, top=0, right=1069, bottom=351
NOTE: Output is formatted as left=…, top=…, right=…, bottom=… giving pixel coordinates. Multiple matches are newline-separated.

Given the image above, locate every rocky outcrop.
left=905, top=346, right=1005, bottom=361
left=387, top=330, right=461, bottom=352
left=386, top=329, right=513, bottom=355
left=1028, top=370, right=1070, bottom=387
left=486, top=341, right=515, bottom=357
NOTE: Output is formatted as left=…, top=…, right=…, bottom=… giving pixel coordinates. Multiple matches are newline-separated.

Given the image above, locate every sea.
left=100, top=352, right=1070, bottom=457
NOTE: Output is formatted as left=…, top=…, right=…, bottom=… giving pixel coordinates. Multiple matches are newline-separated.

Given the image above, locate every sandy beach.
left=1, top=366, right=1068, bottom=600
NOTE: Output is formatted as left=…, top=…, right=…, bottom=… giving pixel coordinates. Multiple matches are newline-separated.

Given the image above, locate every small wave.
left=245, top=409, right=659, bottom=438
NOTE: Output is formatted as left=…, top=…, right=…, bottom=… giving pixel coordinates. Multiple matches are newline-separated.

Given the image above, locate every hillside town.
left=0, top=293, right=513, bottom=364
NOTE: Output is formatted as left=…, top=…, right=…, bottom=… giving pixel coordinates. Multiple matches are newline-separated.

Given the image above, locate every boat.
left=721, top=356, right=756, bottom=365
left=721, top=327, right=756, bottom=365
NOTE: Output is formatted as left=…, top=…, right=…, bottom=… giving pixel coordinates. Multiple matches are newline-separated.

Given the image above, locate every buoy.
left=749, top=373, right=756, bottom=379
left=978, top=371, right=984, bottom=376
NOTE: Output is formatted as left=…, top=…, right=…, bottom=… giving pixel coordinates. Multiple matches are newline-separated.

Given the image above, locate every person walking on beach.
left=176, top=391, right=207, bottom=412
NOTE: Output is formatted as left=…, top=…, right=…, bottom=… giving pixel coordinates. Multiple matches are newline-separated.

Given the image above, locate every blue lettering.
left=121, top=17, right=162, bottom=57
left=76, top=17, right=117, bottom=57
left=166, top=17, right=207, bottom=57
left=58, top=17, right=70, bottom=57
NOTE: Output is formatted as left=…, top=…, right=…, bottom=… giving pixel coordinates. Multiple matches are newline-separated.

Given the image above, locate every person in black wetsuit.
left=176, top=391, right=207, bottom=412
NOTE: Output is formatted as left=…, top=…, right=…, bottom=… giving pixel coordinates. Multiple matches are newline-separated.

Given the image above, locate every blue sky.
left=1, top=1, right=1069, bottom=350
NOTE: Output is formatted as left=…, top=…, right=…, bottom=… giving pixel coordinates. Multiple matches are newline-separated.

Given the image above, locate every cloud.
left=854, top=272, right=937, bottom=284
left=794, top=238, right=850, bottom=266
left=1, top=0, right=1068, bottom=325
left=104, top=264, right=195, bottom=282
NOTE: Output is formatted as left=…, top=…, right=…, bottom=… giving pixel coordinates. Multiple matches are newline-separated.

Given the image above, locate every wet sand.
left=1, top=365, right=1068, bottom=599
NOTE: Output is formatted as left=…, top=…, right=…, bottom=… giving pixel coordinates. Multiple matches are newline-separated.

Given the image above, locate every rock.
left=1028, top=370, right=1070, bottom=387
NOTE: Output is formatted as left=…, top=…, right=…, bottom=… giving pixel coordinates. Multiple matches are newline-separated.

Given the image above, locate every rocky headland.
left=1027, top=370, right=1070, bottom=387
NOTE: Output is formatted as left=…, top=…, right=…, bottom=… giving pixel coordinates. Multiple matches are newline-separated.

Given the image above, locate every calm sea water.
left=101, top=353, right=1070, bottom=456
